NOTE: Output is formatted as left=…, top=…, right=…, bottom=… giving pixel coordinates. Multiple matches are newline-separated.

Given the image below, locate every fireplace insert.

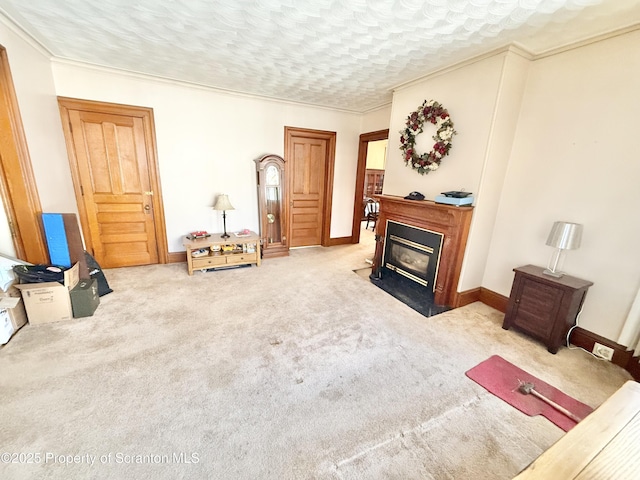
left=370, top=220, right=449, bottom=317
left=382, top=221, right=443, bottom=291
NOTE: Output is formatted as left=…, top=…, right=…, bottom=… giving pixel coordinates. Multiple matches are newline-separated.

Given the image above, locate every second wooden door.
left=285, top=127, right=335, bottom=248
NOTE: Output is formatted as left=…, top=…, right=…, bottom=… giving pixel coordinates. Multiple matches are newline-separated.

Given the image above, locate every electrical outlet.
left=592, top=342, right=614, bottom=361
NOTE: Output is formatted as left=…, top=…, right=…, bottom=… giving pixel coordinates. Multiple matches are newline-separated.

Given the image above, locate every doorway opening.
left=351, top=129, right=388, bottom=245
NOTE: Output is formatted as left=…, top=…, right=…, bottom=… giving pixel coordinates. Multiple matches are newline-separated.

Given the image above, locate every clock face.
left=266, top=165, right=280, bottom=186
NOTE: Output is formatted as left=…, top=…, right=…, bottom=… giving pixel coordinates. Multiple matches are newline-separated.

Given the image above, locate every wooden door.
left=59, top=98, right=167, bottom=268
left=285, top=127, right=336, bottom=248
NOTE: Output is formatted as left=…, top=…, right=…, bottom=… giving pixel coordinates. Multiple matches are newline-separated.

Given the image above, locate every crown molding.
left=533, top=22, right=640, bottom=59
left=50, top=57, right=363, bottom=115
left=391, top=22, right=640, bottom=94
left=361, top=101, right=392, bottom=116
left=0, top=10, right=52, bottom=59
left=392, top=44, right=528, bottom=94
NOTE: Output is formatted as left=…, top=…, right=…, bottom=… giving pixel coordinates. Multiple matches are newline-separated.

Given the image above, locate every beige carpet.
left=0, top=232, right=632, bottom=480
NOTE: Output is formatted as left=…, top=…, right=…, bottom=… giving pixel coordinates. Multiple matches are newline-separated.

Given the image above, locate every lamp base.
left=221, top=210, right=230, bottom=239
left=543, top=269, right=564, bottom=278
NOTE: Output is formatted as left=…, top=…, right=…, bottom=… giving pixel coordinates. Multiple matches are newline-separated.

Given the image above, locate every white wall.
left=384, top=33, right=640, bottom=342
left=386, top=51, right=521, bottom=294
left=0, top=21, right=76, bottom=215
left=385, top=53, right=505, bottom=200
left=360, top=104, right=391, bottom=134
left=483, top=29, right=640, bottom=340
left=0, top=201, right=15, bottom=257
left=0, top=19, right=76, bottom=258
left=459, top=50, right=530, bottom=291
left=51, top=62, right=363, bottom=252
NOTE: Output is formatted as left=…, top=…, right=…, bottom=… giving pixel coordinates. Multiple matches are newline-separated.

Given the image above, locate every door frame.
left=58, top=97, right=169, bottom=264
left=284, top=126, right=336, bottom=247
left=0, top=45, right=49, bottom=263
left=351, top=129, right=388, bottom=243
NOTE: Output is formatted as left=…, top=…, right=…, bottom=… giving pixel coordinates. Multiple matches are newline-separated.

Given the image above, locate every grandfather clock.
left=254, top=154, right=289, bottom=258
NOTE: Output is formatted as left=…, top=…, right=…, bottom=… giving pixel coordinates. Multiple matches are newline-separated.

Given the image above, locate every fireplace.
left=383, top=221, right=443, bottom=290
left=371, top=195, right=473, bottom=310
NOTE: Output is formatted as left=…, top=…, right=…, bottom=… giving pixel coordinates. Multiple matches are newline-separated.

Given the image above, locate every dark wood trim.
left=351, top=129, right=388, bottom=244
left=168, top=251, right=187, bottom=264
left=142, top=105, right=169, bottom=264
left=570, top=327, right=634, bottom=369
left=627, top=357, right=640, bottom=382
left=322, top=131, right=336, bottom=249
left=454, top=287, right=480, bottom=308
left=326, top=236, right=352, bottom=246
left=57, top=97, right=169, bottom=265
left=454, top=287, right=509, bottom=311
left=479, top=288, right=509, bottom=313
left=284, top=126, right=336, bottom=248
left=0, top=46, right=49, bottom=264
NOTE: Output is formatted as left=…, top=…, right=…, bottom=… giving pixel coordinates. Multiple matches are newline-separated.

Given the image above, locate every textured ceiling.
left=0, top=0, right=638, bottom=112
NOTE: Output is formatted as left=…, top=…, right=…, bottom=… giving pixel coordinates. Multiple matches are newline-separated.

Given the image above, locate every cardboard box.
left=0, top=284, right=21, bottom=298
left=15, top=263, right=80, bottom=325
left=70, top=278, right=100, bottom=318
left=0, top=296, right=27, bottom=344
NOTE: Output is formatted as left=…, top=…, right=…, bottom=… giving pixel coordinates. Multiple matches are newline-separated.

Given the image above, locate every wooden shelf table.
left=183, top=232, right=261, bottom=275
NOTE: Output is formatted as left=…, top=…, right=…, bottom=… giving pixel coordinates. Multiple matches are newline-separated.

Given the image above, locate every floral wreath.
left=399, top=99, right=457, bottom=175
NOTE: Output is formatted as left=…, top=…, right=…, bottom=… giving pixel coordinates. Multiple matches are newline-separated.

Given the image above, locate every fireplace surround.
left=372, top=195, right=473, bottom=307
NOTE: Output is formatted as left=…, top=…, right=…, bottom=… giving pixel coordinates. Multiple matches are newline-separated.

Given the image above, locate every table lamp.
left=213, top=194, right=234, bottom=239
left=543, top=221, right=582, bottom=277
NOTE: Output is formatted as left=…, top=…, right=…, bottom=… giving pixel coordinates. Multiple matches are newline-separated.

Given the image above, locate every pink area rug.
left=465, top=355, right=594, bottom=432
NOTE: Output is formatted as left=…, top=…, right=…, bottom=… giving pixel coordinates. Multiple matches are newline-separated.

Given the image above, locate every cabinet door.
left=512, top=278, right=564, bottom=340
left=364, top=169, right=385, bottom=196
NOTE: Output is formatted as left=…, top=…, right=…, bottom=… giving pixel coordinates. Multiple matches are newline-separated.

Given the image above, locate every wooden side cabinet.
left=502, top=265, right=593, bottom=354
left=183, top=232, right=261, bottom=276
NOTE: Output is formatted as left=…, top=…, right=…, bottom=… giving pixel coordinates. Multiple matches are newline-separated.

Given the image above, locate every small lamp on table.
left=213, top=194, right=235, bottom=239
left=543, top=221, right=583, bottom=277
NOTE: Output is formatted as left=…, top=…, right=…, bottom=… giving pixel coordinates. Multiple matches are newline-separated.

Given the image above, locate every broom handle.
left=529, top=388, right=583, bottom=423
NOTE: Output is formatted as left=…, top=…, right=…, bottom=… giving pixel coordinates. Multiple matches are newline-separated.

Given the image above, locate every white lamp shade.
left=213, top=194, right=235, bottom=211
left=546, top=221, right=582, bottom=250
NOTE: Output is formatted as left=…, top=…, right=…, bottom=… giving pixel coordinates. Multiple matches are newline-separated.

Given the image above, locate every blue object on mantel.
left=435, top=195, right=474, bottom=206
left=42, top=213, right=72, bottom=267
